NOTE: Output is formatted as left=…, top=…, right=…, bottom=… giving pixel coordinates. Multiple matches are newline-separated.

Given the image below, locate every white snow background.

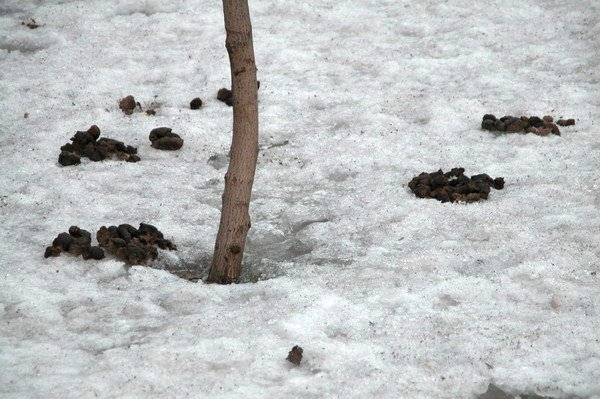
left=0, top=0, right=599, bottom=398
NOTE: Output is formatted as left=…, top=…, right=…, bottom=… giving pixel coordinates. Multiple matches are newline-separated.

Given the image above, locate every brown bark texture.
left=208, top=0, right=259, bottom=284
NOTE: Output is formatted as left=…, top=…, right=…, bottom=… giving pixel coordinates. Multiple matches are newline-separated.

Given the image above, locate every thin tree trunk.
left=208, top=0, right=259, bottom=284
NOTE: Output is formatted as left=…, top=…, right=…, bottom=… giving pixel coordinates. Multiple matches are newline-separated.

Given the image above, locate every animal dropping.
left=149, top=127, right=184, bottom=151
left=408, top=168, right=504, bottom=203
left=58, top=125, right=139, bottom=166
left=481, top=114, right=576, bottom=136
left=44, top=226, right=104, bottom=260
left=96, top=223, right=177, bottom=265
left=286, top=345, right=303, bottom=366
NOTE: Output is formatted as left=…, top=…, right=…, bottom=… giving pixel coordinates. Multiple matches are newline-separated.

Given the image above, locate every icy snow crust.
left=0, top=0, right=599, bottom=398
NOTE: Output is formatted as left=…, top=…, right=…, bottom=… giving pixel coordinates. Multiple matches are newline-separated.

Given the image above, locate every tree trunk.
left=208, top=0, right=259, bottom=284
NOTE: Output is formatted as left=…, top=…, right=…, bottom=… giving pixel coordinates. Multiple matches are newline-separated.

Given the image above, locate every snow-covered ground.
left=1, top=0, right=599, bottom=397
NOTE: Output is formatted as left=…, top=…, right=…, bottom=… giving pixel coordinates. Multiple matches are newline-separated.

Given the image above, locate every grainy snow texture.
left=0, top=0, right=599, bottom=398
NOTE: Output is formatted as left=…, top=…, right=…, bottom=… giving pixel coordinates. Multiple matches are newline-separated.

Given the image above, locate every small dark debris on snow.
left=217, top=81, right=260, bottom=107
left=556, top=118, right=576, bottom=126
left=118, top=95, right=138, bottom=115
left=481, top=114, right=576, bottom=136
left=286, top=345, right=303, bottom=366
left=408, top=168, right=504, bottom=203
left=44, top=226, right=104, bottom=260
left=119, top=95, right=156, bottom=115
left=58, top=125, right=139, bottom=166
left=22, top=18, right=39, bottom=29
left=96, top=223, right=177, bottom=265
left=149, top=127, right=184, bottom=151
left=190, top=97, right=203, bottom=109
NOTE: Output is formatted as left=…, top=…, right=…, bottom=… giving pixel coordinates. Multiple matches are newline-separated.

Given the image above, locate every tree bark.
left=208, top=0, right=259, bottom=284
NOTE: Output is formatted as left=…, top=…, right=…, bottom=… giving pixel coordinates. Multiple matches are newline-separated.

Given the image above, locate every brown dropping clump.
left=58, top=125, right=139, bottom=166
left=481, top=114, right=576, bottom=136
left=217, top=81, right=260, bottom=107
left=96, top=223, right=177, bottom=265
left=118, top=95, right=139, bottom=115
left=286, top=345, right=303, bottom=366
left=44, top=226, right=104, bottom=260
left=149, top=127, right=184, bottom=151
left=190, top=97, right=203, bottom=110
left=408, top=168, right=505, bottom=203
left=217, top=88, right=233, bottom=106
left=556, top=118, right=576, bottom=126
left=22, top=18, right=40, bottom=29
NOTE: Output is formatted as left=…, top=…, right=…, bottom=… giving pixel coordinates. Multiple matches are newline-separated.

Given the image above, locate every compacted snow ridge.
left=0, top=0, right=598, bottom=398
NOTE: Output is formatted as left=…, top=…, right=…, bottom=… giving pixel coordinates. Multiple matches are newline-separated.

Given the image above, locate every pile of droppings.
left=44, top=226, right=105, bottom=260
left=481, top=114, right=576, bottom=136
left=96, top=223, right=177, bottom=265
left=149, top=127, right=184, bottom=151
left=58, top=125, right=139, bottom=166
left=408, top=168, right=505, bottom=203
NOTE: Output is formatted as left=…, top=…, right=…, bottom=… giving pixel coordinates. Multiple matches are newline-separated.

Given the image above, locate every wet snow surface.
left=1, top=0, right=599, bottom=398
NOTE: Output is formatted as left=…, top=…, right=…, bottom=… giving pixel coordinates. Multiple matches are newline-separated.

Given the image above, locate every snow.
left=0, top=0, right=599, bottom=397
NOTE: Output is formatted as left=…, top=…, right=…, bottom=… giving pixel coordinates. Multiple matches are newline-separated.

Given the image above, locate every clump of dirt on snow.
left=44, top=226, right=105, bottom=260
left=481, top=114, right=576, bottom=136
left=96, top=223, right=177, bottom=265
left=408, top=168, right=504, bottom=203
left=217, top=80, right=260, bottom=107
left=189, top=97, right=203, bottom=109
left=118, top=95, right=139, bottom=115
left=21, top=18, right=40, bottom=29
left=286, top=345, right=303, bottom=366
left=217, top=88, right=233, bottom=106
left=118, top=95, right=156, bottom=115
left=556, top=118, right=576, bottom=127
left=149, top=127, right=184, bottom=150
left=58, top=125, right=139, bottom=166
